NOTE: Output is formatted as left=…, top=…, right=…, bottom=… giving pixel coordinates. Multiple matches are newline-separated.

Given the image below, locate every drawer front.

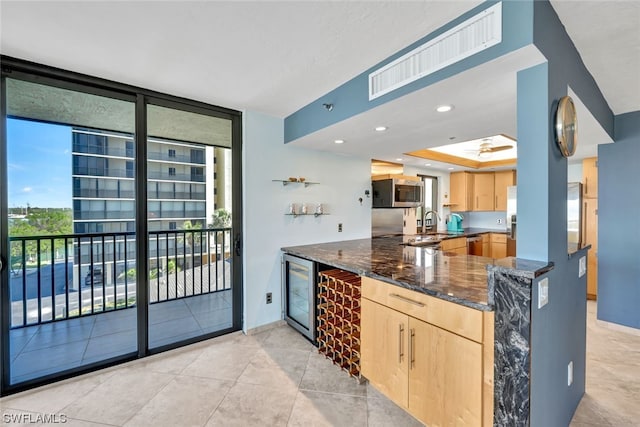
left=490, top=233, right=506, bottom=244
left=440, top=237, right=466, bottom=251
left=361, top=276, right=483, bottom=343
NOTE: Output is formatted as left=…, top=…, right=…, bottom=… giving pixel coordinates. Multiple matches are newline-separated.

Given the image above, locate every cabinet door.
left=361, top=298, right=409, bottom=408
left=583, top=157, right=598, bottom=199
left=473, top=173, right=495, bottom=211
left=450, top=172, right=473, bottom=211
left=494, top=170, right=516, bottom=211
left=440, top=237, right=466, bottom=252
left=481, top=233, right=490, bottom=257
left=583, top=198, right=598, bottom=298
left=408, top=318, right=483, bottom=427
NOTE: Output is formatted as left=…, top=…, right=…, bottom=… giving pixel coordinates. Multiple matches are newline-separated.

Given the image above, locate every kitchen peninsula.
left=282, top=234, right=553, bottom=426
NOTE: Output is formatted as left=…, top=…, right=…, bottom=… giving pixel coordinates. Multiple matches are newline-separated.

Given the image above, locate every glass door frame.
left=0, top=56, right=243, bottom=395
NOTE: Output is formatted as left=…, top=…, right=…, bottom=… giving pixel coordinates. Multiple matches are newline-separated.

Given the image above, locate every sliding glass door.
left=1, top=76, right=138, bottom=387
left=0, top=59, right=242, bottom=394
left=146, top=102, right=235, bottom=349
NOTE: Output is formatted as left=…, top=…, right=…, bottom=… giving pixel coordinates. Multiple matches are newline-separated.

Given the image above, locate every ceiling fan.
left=465, top=139, right=513, bottom=158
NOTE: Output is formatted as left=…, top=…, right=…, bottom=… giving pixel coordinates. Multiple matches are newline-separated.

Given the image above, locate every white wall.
left=404, top=165, right=450, bottom=231
left=463, top=211, right=507, bottom=230
left=242, top=111, right=372, bottom=331
left=568, top=162, right=582, bottom=183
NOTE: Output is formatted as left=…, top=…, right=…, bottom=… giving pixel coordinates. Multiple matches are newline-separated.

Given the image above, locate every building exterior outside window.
left=71, top=128, right=216, bottom=287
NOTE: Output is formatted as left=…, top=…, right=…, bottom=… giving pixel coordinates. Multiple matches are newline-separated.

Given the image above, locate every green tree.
left=8, top=208, right=72, bottom=267
left=209, top=209, right=231, bottom=228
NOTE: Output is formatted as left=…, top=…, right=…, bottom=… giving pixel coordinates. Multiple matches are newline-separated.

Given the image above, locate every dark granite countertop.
left=282, top=234, right=553, bottom=312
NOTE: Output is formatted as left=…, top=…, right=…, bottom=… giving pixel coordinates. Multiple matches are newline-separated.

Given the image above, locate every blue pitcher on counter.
left=447, top=213, right=464, bottom=232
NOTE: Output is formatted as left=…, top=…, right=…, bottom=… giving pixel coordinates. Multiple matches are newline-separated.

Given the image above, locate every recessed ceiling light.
left=395, top=158, right=403, bottom=161
left=448, top=167, right=455, bottom=170
left=334, top=139, right=345, bottom=144
left=375, top=126, right=388, bottom=132
left=436, top=105, right=454, bottom=113
left=425, top=163, right=432, bottom=167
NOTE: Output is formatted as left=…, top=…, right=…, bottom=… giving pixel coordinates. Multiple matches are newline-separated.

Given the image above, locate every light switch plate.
left=579, top=256, right=586, bottom=278
left=568, top=361, right=573, bottom=386
left=538, top=278, right=549, bottom=309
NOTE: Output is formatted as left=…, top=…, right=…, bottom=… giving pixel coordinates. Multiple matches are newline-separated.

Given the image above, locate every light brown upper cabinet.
left=450, top=170, right=515, bottom=212
left=473, top=173, right=495, bottom=211
left=494, top=170, right=516, bottom=211
left=583, top=157, right=598, bottom=199
left=450, top=172, right=474, bottom=211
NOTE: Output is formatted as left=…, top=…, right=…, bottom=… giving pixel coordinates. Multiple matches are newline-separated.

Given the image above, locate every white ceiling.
left=551, top=0, right=640, bottom=116
left=0, top=1, right=636, bottom=169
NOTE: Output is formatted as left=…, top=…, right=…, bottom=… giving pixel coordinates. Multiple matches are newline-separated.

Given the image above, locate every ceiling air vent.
left=368, top=2, right=502, bottom=101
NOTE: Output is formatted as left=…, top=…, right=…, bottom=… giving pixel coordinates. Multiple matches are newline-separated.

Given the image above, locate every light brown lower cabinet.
left=490, top=233, right=507, bottom=259
left=361, top=277, right=493, bottom=426
left=482, top=233, right=490, bottom=257
left=440, top=236, right=467, bottom=255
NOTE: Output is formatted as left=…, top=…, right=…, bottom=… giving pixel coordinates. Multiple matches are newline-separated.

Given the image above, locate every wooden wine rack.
left=317, top=269, right=362, bottom=379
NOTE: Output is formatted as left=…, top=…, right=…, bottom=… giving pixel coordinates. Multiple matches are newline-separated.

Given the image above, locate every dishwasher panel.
left=467, top=237, right=484, bottom=256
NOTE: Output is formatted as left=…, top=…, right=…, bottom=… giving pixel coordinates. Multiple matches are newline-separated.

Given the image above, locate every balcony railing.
left=147, top=151, right=206, bottom=165
left=73, top=145, right=134, bottom=158
left=73, top=189, right=136, bottom=199
left=8, top=227, right=232, bottom=328
left=147, top=171, right=205, bottom=182
left=148, top=210, right=206, bottom=219
left=73, top=167, right=134, bottom=179
left=149, top=191, right=206, bottom=200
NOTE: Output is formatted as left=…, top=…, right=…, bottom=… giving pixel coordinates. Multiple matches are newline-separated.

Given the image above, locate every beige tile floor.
left=569, top=301, right=640, bottom=427
left=0, top=300, right=637, bottom=426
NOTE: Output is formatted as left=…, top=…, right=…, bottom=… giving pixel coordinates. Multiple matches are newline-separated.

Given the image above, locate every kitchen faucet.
left=422, top=210, right=441, bottom=233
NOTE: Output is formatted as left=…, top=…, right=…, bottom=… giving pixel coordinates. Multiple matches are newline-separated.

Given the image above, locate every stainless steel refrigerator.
left=506, top=186, right=517, bottom=256
left=506, top=183, right=583, bottom=256
left=567, top=182, right=583, bottom=253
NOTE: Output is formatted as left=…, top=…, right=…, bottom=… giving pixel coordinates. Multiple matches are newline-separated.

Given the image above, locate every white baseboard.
left=244, top=319, right=286, bottom=335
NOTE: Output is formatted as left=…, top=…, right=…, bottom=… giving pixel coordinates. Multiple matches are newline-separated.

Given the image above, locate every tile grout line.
left=200, top=329, right=272, bottom=426
left=284, top=347, right=315, bottom=426
left=115, top=372, right=179, bottom=427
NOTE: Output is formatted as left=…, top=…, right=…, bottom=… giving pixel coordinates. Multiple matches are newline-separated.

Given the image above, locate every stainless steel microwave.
left=372, top=178, right=424, bottom=208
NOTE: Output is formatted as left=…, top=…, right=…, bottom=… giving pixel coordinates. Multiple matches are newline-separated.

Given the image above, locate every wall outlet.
left=266, top=292, right=272, bottom=304
left=497, top=218, right=503, bottom=225
left=568, top=361, right=573, bottom=386
left=538, top=278, right=549, bottom=309
left=338, top=223, right=343, bottom=232
left=579, top=256, right=587, bottom=278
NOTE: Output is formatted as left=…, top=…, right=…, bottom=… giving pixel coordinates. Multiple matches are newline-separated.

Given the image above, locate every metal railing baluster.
left=64, top=237, right=69, bottom=320
left=21, top=240, right=27, bottom=326
left=89, top=236, right=94, bottom=314
left=51, top=237, right=55, bottom=320
left=36, top=239, right=42, bottom=324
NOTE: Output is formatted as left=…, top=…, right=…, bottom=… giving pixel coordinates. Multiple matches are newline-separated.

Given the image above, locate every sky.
left=7, top=118, right=72, bottom=209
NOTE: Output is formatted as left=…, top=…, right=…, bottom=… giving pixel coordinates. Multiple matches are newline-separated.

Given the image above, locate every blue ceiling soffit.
left=284, top=0, right=534, bottom=143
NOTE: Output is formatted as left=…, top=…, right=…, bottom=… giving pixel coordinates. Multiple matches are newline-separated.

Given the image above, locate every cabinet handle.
left=399, top=324, right=405, bottom=363
left=390, top=293, right=425, bottom=307
left=583, top=202, right=588, bottom=243
left=476, top=196, right=478, bottom=209
left=410, top=328, right=416, bottom=369
left=585, top=177, right=588, bottom=195
left=495, top=195, right=498, bottom=209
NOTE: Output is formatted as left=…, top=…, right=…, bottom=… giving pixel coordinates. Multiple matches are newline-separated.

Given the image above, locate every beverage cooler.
left=282, top=254, right=318, bottom=342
